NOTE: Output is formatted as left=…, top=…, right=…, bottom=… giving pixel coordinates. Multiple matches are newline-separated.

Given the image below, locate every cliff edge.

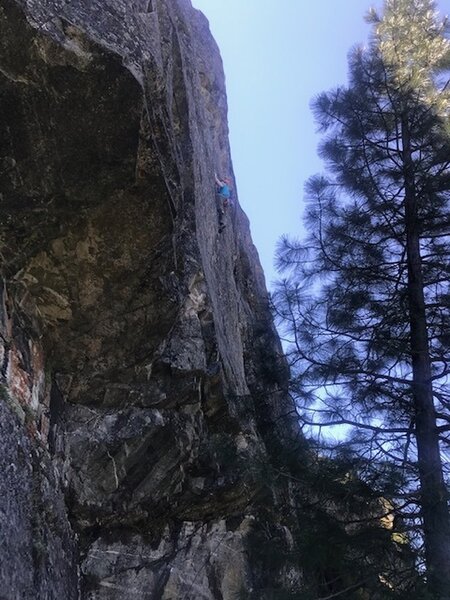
left=0, top=0, right=300, bottom=598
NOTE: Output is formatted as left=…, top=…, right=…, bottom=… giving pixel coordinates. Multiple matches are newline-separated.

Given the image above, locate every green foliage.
left=371, top=0, right=450, bottom=108
left=244, top=437, right=422, bottom=598
left=273, top=0, right=450, bottom=596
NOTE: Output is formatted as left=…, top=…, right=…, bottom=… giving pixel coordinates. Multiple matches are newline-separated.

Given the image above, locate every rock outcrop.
left=0, top=1, right=300, bottom=597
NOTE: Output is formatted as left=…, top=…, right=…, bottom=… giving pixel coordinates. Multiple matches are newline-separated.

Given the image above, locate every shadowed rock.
left=0, top=1, right=298, bottom=598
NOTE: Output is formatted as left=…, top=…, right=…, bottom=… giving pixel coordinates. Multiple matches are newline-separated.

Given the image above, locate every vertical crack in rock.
left=0, top=0, right=301, bottom=598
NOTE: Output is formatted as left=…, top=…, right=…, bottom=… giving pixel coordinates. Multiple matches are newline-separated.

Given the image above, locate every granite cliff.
left=0, top=1, right=302, bottom=597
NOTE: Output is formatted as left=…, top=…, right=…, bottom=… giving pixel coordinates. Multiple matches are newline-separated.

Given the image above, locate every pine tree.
left=274, top=1, right=450, bottom=596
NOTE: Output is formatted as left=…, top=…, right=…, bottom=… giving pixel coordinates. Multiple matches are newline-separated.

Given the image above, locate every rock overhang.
left=0, top=1, right=300, bottom=597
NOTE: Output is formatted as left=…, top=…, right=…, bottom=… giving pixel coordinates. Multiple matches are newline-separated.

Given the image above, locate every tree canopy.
left=274, top=1, right=450, bottom=596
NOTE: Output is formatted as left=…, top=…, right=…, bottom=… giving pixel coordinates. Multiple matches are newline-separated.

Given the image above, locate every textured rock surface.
left=0, top=398, right=78, bottom=600
left=0, top=0, right=300, bottom=598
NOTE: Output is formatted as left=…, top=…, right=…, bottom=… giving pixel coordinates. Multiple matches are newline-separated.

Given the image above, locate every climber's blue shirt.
left=217, top=184, right=231, bottom=199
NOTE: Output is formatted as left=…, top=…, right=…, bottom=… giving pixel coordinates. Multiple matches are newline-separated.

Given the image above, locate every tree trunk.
left=402, top=116, right=450, bottom=598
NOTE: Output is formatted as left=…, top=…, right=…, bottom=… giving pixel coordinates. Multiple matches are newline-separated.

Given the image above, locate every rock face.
left=0, top=0, right=300, bottom=598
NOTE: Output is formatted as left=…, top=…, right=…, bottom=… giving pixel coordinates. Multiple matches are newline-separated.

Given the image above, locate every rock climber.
left=215, top=173, right=232, bottom=233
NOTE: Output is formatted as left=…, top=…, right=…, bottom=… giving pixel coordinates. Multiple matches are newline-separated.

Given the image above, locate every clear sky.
left=191, top=0, right=447, bottom=288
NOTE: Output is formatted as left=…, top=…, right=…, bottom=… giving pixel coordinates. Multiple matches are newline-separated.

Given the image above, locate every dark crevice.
left=48, top=380, right=64, bottom=454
